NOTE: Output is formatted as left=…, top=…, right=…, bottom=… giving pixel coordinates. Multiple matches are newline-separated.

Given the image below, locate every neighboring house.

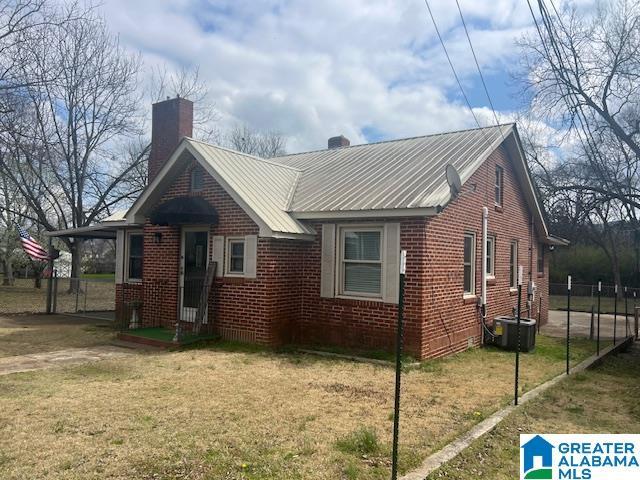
left=50, top=97, right=565, bottom=360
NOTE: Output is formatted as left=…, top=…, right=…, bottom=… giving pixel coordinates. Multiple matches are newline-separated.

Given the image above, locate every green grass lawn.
left=426, top=344, right=640, bottom=479
left=81, top=273, right=115, bottom=280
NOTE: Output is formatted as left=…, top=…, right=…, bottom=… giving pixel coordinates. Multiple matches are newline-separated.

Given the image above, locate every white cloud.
left=97, top=0, right=590, bottom=153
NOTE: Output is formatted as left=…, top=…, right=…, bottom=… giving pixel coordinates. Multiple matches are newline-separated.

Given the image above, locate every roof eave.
left=292, top=207, right=439, bottom=220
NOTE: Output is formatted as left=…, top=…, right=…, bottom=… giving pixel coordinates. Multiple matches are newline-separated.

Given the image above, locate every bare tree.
left=150, top=64, right=220, bottom=143
left=0, top=5, right=145, bottom=290
left=226, top=124, right=287, bottom=158
left=518, top=0, right=640, bottom=207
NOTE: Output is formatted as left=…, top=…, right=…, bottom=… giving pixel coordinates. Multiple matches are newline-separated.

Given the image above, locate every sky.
left=97, top=0, right=595, bottom=154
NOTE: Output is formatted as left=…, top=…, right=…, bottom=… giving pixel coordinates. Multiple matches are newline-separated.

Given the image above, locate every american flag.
left=17, top=225, right=50, bottom=261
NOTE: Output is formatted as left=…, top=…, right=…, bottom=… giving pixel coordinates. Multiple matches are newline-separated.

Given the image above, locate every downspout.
left=480, top=207, right=489, bottom=344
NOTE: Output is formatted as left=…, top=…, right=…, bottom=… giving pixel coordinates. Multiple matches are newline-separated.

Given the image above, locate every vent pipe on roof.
left=328, top=135, right=350, bottom=149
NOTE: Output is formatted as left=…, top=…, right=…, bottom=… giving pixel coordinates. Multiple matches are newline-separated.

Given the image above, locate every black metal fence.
left=549, top=282, right=640, bottom=315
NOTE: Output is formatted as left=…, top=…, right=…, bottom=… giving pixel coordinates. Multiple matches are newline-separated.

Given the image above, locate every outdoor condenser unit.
left=491, top=316, right=537, bottom=352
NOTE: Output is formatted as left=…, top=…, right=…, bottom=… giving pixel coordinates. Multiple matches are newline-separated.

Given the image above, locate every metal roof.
left=125, top=123, right=551, bottom=240
left=271, top=124, right=512, bottom=213
left=187, top=139, right=312, bottom=236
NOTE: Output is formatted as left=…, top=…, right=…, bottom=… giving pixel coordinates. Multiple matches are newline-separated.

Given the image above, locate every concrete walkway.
left=543, top=309, right=635, bottom=339
left=0, top=346, right=135, bottom=376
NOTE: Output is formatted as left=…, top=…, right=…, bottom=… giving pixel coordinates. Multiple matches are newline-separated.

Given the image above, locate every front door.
left=180, top=228, right=209, bottom=322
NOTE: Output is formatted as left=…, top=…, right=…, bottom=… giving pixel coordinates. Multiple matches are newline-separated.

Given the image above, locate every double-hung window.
left=226, top=238, right=245, bottom=275
left=510, top=241, right=518, bottom=288
left=495, top=166, right=504, bottom=206
left=463, top=233, right=475, bottom=295
left=127, top=233, right=143, bottom=281
left=486, top=236, right=495, bottom=277
left=340, top=228, right=383, bottom=297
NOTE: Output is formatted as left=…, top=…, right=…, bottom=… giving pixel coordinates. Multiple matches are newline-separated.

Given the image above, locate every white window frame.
left=125, top=230, right=144, bottom=283
left=337, top=225, right=385, bottom=299
left=225, top=237, right=246, bottom=276
left=486, top=235, right=495, bottom=278
left=463, top=233, right=476, bottom=296
left=510, top=240, right=518, bottom=289
left=495, top=165, right=504, bottom=206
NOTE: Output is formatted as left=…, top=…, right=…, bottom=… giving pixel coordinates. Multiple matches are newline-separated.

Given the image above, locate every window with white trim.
left=127, top=232, right=143, bottom=281
left=495, top=165, right=504, bottom=206
left=339, top=227, right=383, bottom=297
left=463, top=233, right=475, bottom=295
left=226, top=238, right=245, bottom=274
left=510, top=241, right=518, bottom=288
left=486, top=236, right=495, bottom=277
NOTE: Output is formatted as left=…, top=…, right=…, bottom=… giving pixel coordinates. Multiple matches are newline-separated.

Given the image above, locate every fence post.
left=45, top=237, right=54, bottom=314
left=566, top=276, right=571, bottom=375
left=613, top=284, right=618, bottom=345
left=597, top=280, right=601, bottom=356
left=625, top=287, right=629, bottom=338
left=391, top=250, right=407, bottom=480
left=52, top=270, right=58, bottom=314
left=590, top=305, right=595, bottom=341
left=537, top=295, right=542, bottom=334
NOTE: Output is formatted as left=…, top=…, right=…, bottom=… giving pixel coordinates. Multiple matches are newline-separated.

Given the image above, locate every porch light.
left=154, top=232, right=162, bottom=244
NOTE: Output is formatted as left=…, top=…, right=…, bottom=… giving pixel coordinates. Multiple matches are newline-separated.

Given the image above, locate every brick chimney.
left=148, top=96, right=194, bottom=183
left=328, top=135, right=350, bottom=149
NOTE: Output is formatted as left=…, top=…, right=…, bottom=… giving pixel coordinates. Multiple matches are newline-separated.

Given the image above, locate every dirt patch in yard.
left=0, top=335, right=596, bottom=480
left=0, top=278, right=114, bottom=314
left=0, top=314, right=115, bottom=358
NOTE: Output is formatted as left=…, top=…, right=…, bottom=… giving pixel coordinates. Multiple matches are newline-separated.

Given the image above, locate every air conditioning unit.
left=491, top=315, right=537, bottom=352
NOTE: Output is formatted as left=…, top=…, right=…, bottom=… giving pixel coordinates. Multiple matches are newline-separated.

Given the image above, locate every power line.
left=454, top=0, right=505, bottom=140
left=423, top=0, right=486, bottom=132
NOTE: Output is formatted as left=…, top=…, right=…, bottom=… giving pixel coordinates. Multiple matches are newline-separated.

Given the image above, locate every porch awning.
left=150, top=196, right=218, bottom=225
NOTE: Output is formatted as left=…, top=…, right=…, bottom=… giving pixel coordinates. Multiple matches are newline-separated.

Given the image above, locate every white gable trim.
left=126, top=139, right=312, bottom=240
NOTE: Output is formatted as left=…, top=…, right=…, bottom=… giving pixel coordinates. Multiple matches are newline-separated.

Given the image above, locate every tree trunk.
left=68, top=240, right=83, bottom=293
left=2, top=257, right=14, bottom=286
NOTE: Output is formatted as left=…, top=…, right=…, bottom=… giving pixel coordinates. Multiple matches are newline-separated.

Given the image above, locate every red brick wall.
left=293, top=220, right=425, bottom=358
left=420, top=144, right=549, bottom=358
left=118, top=143, right=549, bottom=360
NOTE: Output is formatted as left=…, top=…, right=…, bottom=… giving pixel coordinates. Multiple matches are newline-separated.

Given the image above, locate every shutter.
left=212, top=235, right=224, bottom=277
left=320, top=224, right=336, bottom=298
left=244, top=235, right=257, bottom=278
left=383, top=223, right=401, bottom=304
left=115, top=229, right=125, bottom=284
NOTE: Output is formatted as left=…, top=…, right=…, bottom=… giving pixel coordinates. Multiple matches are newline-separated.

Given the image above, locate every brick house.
left=79, top=96, right=566, bottom=360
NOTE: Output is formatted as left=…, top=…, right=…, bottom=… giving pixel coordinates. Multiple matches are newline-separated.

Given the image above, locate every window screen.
left=342, top=230, right=382, bottom=295
left=128, top=234, right=143, bottom=280
left=463, top=234, right=475, bottom=294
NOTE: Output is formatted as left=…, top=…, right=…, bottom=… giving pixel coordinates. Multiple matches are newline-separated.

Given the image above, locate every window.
left=510, top=241, right=518, bottom=288
left=495, top=166, right=504, bottom=206
left=537, top=243, right=545, bottom=274
left=127, top=233, right=143, bottom=281
left=340, top=228, right=383, bottom=296
left=463, top=233, right=475, bottom=295
left=190, top=166, right=204, bottom=192
left=226, top=239, right=245, bottom=274
left=486, top=236, right=495, bottom=277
